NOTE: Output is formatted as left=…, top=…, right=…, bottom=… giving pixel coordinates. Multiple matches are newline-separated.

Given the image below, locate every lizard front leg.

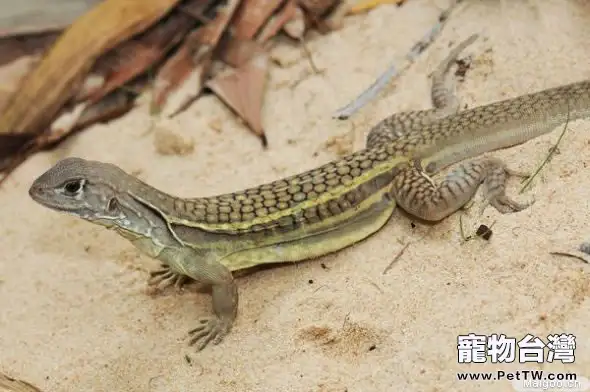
left=148, top=264, right=194, bottom=293
left=162, top=247, right=239, bottom=351
left=186, top=261, right=238, bottom=351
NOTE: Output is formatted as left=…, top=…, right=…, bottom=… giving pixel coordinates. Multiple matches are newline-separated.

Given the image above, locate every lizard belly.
left=219, top=200, right=397, bottom=272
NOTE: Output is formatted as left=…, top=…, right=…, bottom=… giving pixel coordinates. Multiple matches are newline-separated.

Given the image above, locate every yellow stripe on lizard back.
left=131, top=146, right=410, bottom=234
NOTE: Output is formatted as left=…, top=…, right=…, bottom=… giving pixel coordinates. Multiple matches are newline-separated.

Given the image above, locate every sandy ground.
left=2, top=1, right=590, bottom=391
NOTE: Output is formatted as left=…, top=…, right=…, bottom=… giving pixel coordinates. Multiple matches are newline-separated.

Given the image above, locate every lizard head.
left=29, top=157, right=131, bottom=226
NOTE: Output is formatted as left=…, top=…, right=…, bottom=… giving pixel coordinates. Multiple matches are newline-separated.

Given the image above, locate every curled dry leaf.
left=231, top=0, right=286, bottom=40
left=256, top=0, right=298, bottom=43
left=215, top=0, right=293, bottom=69
left=0, top=0, right=182, bottom=141
left=0, top=33, right=58, bottom=68
left=206, top=53, right=270, bottom=145
left=283, top=5, right=307, bottom=39
left=50, top=89, right=136, bottom=139
left=218, top=35, right=266, bottom=68
left=86, top=7, right=197, bottom=104
left=177, top=0, right=218, bottom=20
left=299, top=0, right=341, bottom=17
left=151, top=30, right=213, bottom=116
left=298, top=0, right=344, bottom=34
left=321, top=1, right=350, bottom=30
left=153, top=0, right=241, bottom=116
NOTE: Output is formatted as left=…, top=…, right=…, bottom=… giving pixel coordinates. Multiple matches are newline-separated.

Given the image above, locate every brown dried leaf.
left=199, top=0, right=243, bottom=47
left=283, top=5, right=306, bottom=39
left=0, top=34, right=58, bottom=68
left=0, top=0, right=181, bottom=138
left=51, top=89, right=136, bottom=136
left=152, top=38, right=214, bottom=117
left=177, top=0, right=218, bottom=21
left=86, top=9, right=196, bottom=103
left=231, top=0, right=286, bottom=40
left=206, top=53, right=269, bottom=145
left=217, top=35, right=265, bottom=68
left=299, top=0, right=340, bottom=16
left=151, top=30, right=202, bottom=111
left=322, top=1, right=350, bottom=31
left=256, top=0, right=298, bottom=43
left=299, top=0, right=343, bottom=34
left=153, top=0, right=242, bottom=116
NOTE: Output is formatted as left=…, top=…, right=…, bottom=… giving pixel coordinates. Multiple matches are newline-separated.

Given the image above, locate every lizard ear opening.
left=107, top=198, right=120, bottom=213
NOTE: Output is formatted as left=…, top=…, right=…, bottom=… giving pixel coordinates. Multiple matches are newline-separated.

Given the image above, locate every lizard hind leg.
left=390, top=157, right=533, bottom=222
left=477, top=158, right=534, bottom=215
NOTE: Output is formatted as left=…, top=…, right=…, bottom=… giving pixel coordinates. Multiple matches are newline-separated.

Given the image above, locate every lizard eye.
left=63, top=179, right=84, bottom=195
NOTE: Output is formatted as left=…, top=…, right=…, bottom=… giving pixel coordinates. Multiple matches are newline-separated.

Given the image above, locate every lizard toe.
left=188, top=317, right=225, bottom=351
left=148, top=265, right=192, bottom=293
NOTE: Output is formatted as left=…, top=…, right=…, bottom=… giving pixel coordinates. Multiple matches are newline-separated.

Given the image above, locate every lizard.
left=27, top=34, right=590, bottom=351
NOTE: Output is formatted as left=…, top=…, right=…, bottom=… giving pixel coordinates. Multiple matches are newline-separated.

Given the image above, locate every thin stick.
left=332, top=0, right=465, bottom=119
left=550, top=251, right=590, bottom=264
left=383, top=243, right=410, bottom=274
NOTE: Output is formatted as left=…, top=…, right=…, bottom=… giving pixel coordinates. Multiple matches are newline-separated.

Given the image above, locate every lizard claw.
left=148, top=264, right=191, bottom=293
left=188, top=317, right=231, bottom=351
left=479, top=194, right=535, bottom=215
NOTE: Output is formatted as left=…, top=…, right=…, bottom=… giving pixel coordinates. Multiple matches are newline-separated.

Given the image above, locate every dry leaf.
left=299, top=0, right=340, bottom=16
left=217, top=35, right=266, bottom=68
left=51, top=89, right=136, bottom=137
left=0, top=0, right=181, bottom=138
left=153, top=0, right=241, bottom=116
left=256, top=0, right=298, bottom=43
left=283, top=6, right=306, bottom=39
left=86, top=8, right=196, bottom=103
left=0, top=34, right=58, bottom=67
left=299, top=0, right=343, bottom=34
left=231, top=0, right=286, bottom=40
left=206, top=53, right=269, bottom=145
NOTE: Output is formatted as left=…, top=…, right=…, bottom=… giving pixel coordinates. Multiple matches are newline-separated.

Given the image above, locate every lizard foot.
left=480, top=194, right=534, bottom=215
left=479, top=160, right=535, bottom=215
left=148, top=264, right=192, bottom=293
left=187, top=317, right=231, bottom=351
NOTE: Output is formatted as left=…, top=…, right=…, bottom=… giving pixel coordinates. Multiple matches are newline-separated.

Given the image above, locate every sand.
left=1, top=1, right=590, bottom=391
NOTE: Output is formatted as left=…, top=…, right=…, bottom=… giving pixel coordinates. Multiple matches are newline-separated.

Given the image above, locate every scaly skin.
left=28, top=34, right=590, bottom=351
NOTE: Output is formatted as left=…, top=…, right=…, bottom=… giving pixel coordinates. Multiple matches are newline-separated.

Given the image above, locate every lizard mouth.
left=28, top=182, right=50, bottom=204
left=28, top=182, right=76, bottom=212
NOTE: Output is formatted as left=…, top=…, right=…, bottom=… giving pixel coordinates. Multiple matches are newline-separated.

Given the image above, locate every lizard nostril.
left=28, top=183, right=43, bottom=198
